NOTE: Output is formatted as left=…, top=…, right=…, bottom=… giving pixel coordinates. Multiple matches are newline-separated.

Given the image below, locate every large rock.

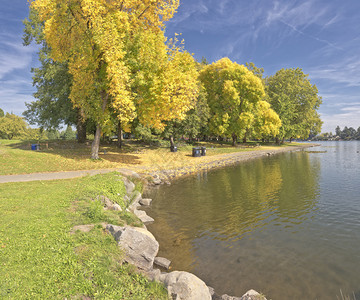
left=239, top=290, right=266, bottom=300
left=123, top=177, right=136, bottom=194
left=159, top=271, right=212, bottom=300
left=106, top=225, right=159, bottom=271
left=117, top=168, right=141, bottom=179
left=154, top=257, right=171, bottom=270
left=221, top=294, right=241, bottom=300
left=134, top=209, right=155, bottom=224
left=140, top=198, right=153, bottom=206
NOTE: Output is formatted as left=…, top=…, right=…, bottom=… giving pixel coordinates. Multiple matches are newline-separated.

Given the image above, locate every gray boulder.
left=221, top=294, right=241, bottom=300
left=117, top=168, right=141, bottom=179
left=159, top=271, right=212, bottom=300
left=110, top=203, right=122, bottom=211
left=96, top=195, right=113, bottom=208
left=146, top=268, right=162, bottom=282
left=153, top=178, right=162, bottom=185
left=106, top=225, right=159, bottom=271
left=123, top=177, right=135, bottom=194
left=134, top=209, right=155, bottom=224
left=239, top=290, right=266, bottom=300
left=154, top=257, right=171, bottom=270
left=139, top=198, right=153, bottom=206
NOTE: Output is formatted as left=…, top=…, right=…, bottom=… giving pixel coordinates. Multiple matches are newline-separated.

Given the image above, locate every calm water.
left=144, top=142, right=360, bottom=300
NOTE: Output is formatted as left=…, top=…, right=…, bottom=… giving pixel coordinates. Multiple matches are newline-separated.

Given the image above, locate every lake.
left=144, top=142, right=360, bottom=300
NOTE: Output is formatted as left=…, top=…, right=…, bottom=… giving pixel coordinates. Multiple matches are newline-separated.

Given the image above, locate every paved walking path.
left=0, top=169, right=116, bottom=184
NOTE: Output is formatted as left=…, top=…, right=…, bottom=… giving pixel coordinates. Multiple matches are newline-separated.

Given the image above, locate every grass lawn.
left=0, top=172, right=167, bottom=299
left=0, top=139, right=302, bottom=176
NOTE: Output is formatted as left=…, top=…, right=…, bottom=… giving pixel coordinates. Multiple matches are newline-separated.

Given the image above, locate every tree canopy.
left=0, top=113, right=28, bottom=140
left=266, top=68, right=322, bottom=142
left=200, top=58, right=270, bottom=145
left=30, top=0, right=200, bottom=158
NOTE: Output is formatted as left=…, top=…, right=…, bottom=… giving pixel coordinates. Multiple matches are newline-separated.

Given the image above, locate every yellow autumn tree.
left=30, top=0, right=198, bottom=158
left=250, top=101, right=281, bottom=141
left=200, top=58, right=265, bottom=145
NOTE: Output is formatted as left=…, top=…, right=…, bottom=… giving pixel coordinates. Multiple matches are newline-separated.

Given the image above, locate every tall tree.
left=0, top=113, right=28, bottom=140
left=266, top=68, right=322, bottom=143
left=23, top=7, right=88, bottom=143
left=0, top=108, right=4, bottom=118
left=200, top=58, right=265, bottom=146
left=31, top=0, right=198, bottom=159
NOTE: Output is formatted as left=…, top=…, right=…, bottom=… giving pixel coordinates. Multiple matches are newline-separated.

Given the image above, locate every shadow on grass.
left=4, top=139, right=147, bottom=166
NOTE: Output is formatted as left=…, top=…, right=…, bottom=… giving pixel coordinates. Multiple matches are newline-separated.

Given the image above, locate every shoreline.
left=143, top=143, right=320, bottom=184
left=130, top=142, right=320, bottom=299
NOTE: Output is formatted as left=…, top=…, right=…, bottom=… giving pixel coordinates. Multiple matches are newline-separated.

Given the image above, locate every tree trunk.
left=91, top=125, right=101, bottom=159
left=91, top=91, right=108, bottom=159
left=281, top=137, right=285, bottom=144
left=232, top=133, right=237, bottom=146
left=289, top=137, right=293, bottom=143
left=242, top=132, right=247, bottom=143
left=76, top=109, right=87, bottom=143
left=117, top=121, right=123, bottom=149
left=170, top=135, right=175, bottom=148
left=275, top=137, right=280, bottom=145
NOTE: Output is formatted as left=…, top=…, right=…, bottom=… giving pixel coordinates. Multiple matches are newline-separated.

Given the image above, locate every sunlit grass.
left=0, top=139, right=305, bottom=175
left=0, top=173, right=167, bottom=299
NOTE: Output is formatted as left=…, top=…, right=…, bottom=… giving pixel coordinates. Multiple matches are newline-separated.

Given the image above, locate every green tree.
left=46, top=129, right=60, bottom=140
left=0, top=108, right=4, bottom=118
left=200, top=58, right=265, bottom=145
left=31, top=0, right=198, bottom=159
left=61, top=125, right=76, bottom=140
left=246, top=62, right=264, bottom=79
left=23, top=7, right=87, bottom=143
left=0, top=113, right=28, bottom=140
left=266, top=68, right=322, bottom=143
left=335, top=126, right=342, bottom=137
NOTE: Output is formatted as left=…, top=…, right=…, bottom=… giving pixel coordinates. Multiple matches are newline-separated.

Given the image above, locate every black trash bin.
left=192, top=147, right=201, bottom=157
left=170, top=145, right=177, bottom=152
left=201, top=147, right=206, bottom=156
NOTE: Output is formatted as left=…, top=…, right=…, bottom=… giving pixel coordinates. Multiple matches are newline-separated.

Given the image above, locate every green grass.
left=0, top=138, right=306, bottom=176
left=0, top=173, right=167, bottom=299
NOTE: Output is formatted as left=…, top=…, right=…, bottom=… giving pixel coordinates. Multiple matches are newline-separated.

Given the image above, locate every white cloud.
left=0, top=34, right=38, bottom=80
left=310, top=56, right=360, bottom=87
left=0, top=31, right=38, bottom=115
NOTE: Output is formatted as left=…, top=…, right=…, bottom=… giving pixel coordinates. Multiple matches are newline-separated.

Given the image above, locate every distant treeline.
left=316, top=126, right=360, bottom=140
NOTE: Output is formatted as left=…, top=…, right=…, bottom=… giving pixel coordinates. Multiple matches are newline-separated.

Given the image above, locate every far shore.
left=140, top=143, right=320, bottom=183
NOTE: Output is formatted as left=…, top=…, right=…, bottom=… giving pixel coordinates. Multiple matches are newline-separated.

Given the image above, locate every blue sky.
left=1, top=0, right=360, bottom=133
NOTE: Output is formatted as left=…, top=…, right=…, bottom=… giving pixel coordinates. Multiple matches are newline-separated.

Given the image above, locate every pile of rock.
left=106, top=173, right=267, bottom=300
left=73, top=171, right=267, bottom=300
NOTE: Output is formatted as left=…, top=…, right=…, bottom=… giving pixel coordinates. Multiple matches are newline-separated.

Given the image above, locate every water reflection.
left=147, top=151, right=320, bottom=244
left=144, top=146, right=360, bottom=300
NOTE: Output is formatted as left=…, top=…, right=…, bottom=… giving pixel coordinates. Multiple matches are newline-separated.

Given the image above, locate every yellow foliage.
left=30, top=0, right=185, bottom=129
left=200, top=57, right=265, bottom=137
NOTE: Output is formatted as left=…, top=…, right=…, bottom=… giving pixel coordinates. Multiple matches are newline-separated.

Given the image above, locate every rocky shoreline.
left=73, top=144, right=318, bottom=299
left=141, top=143, right=319, bottom=183
left=105, top=172, right=267, bottom=300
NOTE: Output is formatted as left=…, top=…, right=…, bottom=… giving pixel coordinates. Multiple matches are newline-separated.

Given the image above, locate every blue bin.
left=31, top=144, right=39, bottom=151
